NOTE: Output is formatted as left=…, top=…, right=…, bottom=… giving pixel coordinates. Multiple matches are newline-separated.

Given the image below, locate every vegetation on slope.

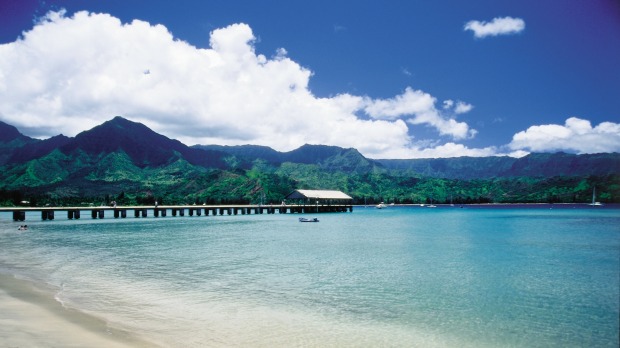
left=1, top=117, right=618, bottom=207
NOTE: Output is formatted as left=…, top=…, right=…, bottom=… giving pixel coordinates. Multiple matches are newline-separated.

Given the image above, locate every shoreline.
left=356, top=202, right=616, bottom=207
left=0, top=272, right=158, bottom=348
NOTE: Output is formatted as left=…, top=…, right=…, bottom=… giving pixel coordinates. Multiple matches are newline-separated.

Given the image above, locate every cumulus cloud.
left=454, top=101, right=473, bottom=114
left=464, top=16, right=525, bottom=38
left=0, top=10, right=485, bottom=159
left=442, top=100, right=472, bottom=114
left=509, top=117, right=620, bottom=154
left=362, top=88, right=476, bottom=139
left=364, top=87, right=435, bottom=119
left=407, top=143, right=497, bottom=159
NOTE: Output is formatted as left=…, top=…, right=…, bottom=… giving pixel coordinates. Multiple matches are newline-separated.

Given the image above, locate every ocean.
left=1, top=205, right=619, bottom=347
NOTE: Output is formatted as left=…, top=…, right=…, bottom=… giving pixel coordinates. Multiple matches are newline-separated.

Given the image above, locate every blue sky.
left=1, top=0, right=618, bottom=158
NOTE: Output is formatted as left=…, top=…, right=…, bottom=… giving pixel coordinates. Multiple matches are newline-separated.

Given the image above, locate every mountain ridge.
left=2, top=117, right=618, bottom=178
left=1, top=117, right=618, bottom=205
left=58, top=116, right=228, bottom=168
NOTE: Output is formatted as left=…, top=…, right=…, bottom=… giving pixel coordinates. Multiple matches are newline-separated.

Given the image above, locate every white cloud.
left=0, top=10, right=485, bottom=159
left=363, top=87, right=435, bottom=120
left=464, top=16, right=525, bottom=38
left=362, top=87, right=476, bottom=140
left=509, top=117, right=620, bottom=154
left=408, top=143, right=497, bottom=159
left=454, top=101, right=473, bottom=114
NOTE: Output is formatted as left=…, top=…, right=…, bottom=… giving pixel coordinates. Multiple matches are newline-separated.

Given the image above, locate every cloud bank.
left=509, top=117, right=620, bottom=154
left=464, top=16, right=525, bottom=38
left=0, top=11, right=617, bottom=159
left=0, top=10, right=482, bottom=159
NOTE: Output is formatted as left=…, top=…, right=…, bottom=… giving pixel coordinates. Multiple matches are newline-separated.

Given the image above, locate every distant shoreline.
left=357, top=202, right=616, bottom=207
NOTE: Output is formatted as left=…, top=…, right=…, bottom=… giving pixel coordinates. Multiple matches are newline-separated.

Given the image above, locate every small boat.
left=299, top=217, right=319, bottom=222
left=426, top=197, right=437, bottom=208
left=588, top=187, right=604, bottom=206
left=376, top=202, right=387, bottom=209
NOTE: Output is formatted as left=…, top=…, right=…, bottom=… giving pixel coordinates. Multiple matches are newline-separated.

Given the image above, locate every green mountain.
left=500, top=152, right=619, bottom=177
left=60, top=116, right=228, bottom=168
left=1, top=117, right=618, bottom=206
left=0, top=120, right=40, bottom=165
left=377, top=156, right=515, bottom=179
left=376, top=152, right=619, bottom=179
left=194, top=143, right=378, bottom=173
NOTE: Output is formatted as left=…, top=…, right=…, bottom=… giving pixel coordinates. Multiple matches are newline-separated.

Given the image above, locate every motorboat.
left=299, top=217, right=319, bottom=222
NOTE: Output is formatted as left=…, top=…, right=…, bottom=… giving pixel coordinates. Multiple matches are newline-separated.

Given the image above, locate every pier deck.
left=1, top=204, right=352, bottom=221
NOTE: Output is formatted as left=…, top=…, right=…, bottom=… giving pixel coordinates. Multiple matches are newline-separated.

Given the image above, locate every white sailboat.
left=426, top=197, right=437, bottom=208
left=588, top=187, right=603, bottom=206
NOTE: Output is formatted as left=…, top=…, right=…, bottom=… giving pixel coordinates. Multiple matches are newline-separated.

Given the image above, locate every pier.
left=1, top=204, right=353, bottom=221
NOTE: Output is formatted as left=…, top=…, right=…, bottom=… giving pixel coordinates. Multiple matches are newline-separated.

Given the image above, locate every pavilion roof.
left=285, top=189, right=352, bottom=200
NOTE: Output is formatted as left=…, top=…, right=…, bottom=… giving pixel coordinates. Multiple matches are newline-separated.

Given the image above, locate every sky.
left=0, top=0, right=619, bottom=159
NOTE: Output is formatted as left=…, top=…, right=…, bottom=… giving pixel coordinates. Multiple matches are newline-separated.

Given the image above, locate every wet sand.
left=0, top=273, right=158, bottom=348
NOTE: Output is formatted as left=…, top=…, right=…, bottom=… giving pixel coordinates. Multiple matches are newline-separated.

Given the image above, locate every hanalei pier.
left=2, top=190, right=353, bottom=221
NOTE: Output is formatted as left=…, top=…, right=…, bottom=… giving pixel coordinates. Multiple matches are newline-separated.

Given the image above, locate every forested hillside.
left=1, top=118, right=618, bottom=206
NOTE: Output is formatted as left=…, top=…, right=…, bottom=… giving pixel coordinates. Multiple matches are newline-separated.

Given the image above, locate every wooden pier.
left=1, top=204, right=353, bottom=221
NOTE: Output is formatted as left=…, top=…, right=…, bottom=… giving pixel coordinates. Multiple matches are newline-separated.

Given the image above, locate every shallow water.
left=1, top=205, right=619, bottom=347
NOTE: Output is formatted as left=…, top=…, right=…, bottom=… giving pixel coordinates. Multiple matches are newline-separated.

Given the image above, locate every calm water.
left=1, top=205, right=619, bottom=347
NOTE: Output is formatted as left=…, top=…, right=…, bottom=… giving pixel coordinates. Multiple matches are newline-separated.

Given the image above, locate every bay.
left=1, top=205, right=618, bottom=347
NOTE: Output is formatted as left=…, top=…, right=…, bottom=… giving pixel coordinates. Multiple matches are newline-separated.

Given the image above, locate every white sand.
left=0, top=273, right=158, bottom=348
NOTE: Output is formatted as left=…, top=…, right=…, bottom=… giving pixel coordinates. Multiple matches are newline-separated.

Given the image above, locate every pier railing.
left=1, top=204, right=353, bottom=221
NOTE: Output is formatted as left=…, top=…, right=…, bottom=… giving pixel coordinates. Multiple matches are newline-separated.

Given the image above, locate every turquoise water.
left=1, top=205, right=619, bottom=347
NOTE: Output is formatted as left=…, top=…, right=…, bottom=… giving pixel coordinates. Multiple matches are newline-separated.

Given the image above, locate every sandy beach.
left=0, top=273, right=157, bottom=348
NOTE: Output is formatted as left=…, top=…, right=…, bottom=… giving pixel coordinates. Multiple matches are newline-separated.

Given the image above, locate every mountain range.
left=1, top=116, right=618, bottom=205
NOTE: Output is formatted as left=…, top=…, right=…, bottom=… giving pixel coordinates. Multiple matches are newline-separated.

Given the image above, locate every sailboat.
left=588, top=187, right=603, bottom=206
left=426, top=197, right=437, bottom=208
